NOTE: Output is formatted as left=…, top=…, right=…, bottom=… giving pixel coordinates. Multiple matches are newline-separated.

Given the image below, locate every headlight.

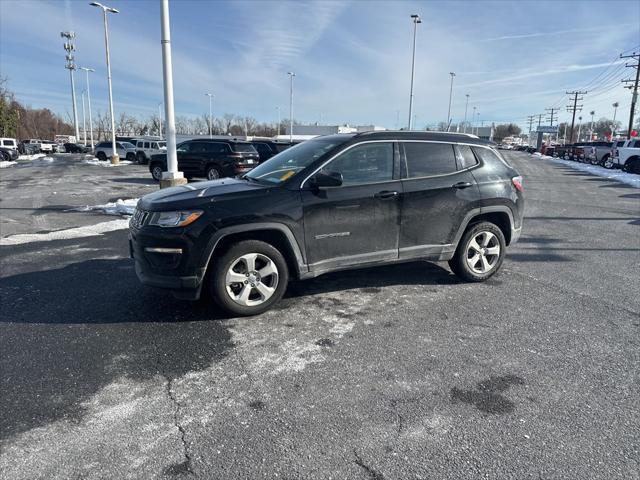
left=147, top=210, right=203, bottom=228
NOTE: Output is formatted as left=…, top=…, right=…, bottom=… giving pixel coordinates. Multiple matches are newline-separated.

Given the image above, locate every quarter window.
left=323, top=142, right=394, bottom=185
left=455, top=145, right=479, bottom=170
left=403, top=142, right=457, bottom=177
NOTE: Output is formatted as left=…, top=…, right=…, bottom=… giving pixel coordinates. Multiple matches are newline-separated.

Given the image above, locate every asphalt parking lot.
left=1, top=151, right=639, bottom=479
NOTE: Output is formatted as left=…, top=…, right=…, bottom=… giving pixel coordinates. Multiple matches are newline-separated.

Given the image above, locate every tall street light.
left=589, top=110, right=595, bottom=139
left=158, top=0, right=185, bottom=187
left=612, top=101, right=619, bottom=138
left=446, top=72, right=455, bottom=131
left=61, top=32, right=80, bottom=141
left=475, top=111, right=480, bottom=135
left=158, top=102, right=163, bottom=137
left=276, top=106, right=281, bottom=135
left=407, top=14, right=422, bottom=130
left=205, top=93, right=214, bottom=138
left=78, top=67, right=95, bottom=148
left=462, top=93, right=469, bottom=133
left=472, top=106, right=476, bottom=135
left=287, top=72, right=295, bottom=143
left=90, top=2, right=119, bottom=164
left=81, top=90, right=87, bottom=145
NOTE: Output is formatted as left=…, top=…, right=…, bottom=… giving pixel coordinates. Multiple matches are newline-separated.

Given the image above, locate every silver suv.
left=94, top=141, right=137, bottom=162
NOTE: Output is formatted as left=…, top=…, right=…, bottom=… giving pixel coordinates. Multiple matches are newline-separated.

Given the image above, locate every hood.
left=139, top=177, right=270, bottom=211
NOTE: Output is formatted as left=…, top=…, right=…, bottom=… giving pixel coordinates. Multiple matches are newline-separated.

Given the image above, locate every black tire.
left=206, top=165, right=221, bottom=180
left=209, top=240, right=289, bottom=316
left=126, top=152, right=136, bottom=162
left=96, top=151, right=107, bottom=161
left=150, top=163, right=163, bottom=181
left=623, top=158, right=640, bottom=174
left=448, top=221, right=506, bottom=282
left=136, top=152, right=147, bottom=165
left=600, top=154, right=610, bottom=167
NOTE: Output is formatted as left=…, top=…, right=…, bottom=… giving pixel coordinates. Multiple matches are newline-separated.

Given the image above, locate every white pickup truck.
left=27, top=139, right=53, bottom=153
left=609, top=138, right=640, bottom=173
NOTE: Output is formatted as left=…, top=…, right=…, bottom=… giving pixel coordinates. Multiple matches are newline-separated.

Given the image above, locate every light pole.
left=158, top=102, right=163, bottom=137
left=61, top=32, right=80, bottom=141
left=81, top=90, right=87, bottom=145
left=463, top=93, right=469, bottom=133
left=276, top=106, right=281, bottom=135
left=471, top=106, right=476, bottom=135
left=589, top=110, right=595, bottom=140
left=158, top=0, right=185, bottom=187
left=407, top=14, right=421, bottom=130
left=287, top=72, right=295, bottom=142
left=205, top=93, right=213, bottom=138
left=78, top=67, right=94, bottom=148
left=90, top=2, right=119, bottom=164
left=446, top=72, right=455, bottom=131
left=475, top=111, right=480, bottom=135
left=612, top=101, right=619, bottom=138
left=577, top=116, right=582, bottom=142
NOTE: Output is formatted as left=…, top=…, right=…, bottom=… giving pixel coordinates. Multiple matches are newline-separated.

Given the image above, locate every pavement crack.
left=353, top=449, right=385, bottom=480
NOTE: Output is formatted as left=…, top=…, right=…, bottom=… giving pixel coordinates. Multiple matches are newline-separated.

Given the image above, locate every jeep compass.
left=130, top=131, right=524, bottom=316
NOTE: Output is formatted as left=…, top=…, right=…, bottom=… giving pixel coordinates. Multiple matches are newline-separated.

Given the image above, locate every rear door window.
left=403, top=142, right=457, bottom=177
left=144, top=142, right=150, bottom=149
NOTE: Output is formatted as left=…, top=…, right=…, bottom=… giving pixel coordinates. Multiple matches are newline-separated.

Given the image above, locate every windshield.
left=245, top=138, right=345, bottom=185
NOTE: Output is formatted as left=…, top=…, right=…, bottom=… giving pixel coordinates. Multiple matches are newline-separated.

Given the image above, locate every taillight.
left=511, top=176, right=523, bottom=192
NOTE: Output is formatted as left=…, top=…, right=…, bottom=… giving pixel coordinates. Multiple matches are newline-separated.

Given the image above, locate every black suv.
left=148, top=139, right=259, bottom=181
left=250, top=139, right=297, bottom=163
left=130, top=131, right=524, bottom=316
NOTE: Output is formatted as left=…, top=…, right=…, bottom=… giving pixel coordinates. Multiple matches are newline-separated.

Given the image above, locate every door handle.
left=452, top=182, right=473, bottom=189
left=375, top=190, right=399, bottom=199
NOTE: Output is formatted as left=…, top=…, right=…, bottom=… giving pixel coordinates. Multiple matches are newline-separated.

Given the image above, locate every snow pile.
left=83, top=158, right=134, bottom=167
left=17, top=153, right=46, bottom=161
left=0, top=161, right=17, bottom=168
left=74, top=198, right=139, bottom=216
left=536, top=155, right=640, bottom=188
left=30, top=156, right=55, bottom=164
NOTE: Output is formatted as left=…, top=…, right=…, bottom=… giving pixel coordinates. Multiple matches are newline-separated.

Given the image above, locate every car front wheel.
left=449, top=222, right=506, bottom=282
left=136, top=152, right=146, bottom=164
left=209, top=240, right=289, bottom=316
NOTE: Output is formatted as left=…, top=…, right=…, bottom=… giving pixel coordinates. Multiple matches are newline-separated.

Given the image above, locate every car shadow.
left=110, top=177, right=157, bottom=185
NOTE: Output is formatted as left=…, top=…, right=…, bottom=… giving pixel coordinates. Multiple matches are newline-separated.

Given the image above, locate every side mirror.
left=309, top=170, right=343, bottom=189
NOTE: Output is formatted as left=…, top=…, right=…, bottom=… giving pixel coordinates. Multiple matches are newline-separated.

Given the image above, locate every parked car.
left=63, top=143, right=92, bottom=153
left=18, top=140, right=39, bottom=155
left=41, top=140, right=60, bottom=153
left=249, top=139, right=296, bottom=163
left=610, top=138, right=640, bottom=173
left=94, top=141, right=137, bottom=161
left=565, top=144, right=587, bottom=161
left=148, top=138, right=260, bottom=181
left=131, top=131, right=524, bottom=316
left=0, top=137, right=18, bottom=151
left=0, top=146, right=19, bottom=161
left=133, top=138, right=166, bottom=164
left=584, top=141, right=613, bottom=165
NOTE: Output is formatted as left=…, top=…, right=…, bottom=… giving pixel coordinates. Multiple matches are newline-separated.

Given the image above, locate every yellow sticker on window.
left=280, top=171, right=295, bottom=181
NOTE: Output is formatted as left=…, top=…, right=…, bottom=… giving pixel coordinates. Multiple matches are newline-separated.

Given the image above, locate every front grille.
left=130, top=208, right=148, bottom=228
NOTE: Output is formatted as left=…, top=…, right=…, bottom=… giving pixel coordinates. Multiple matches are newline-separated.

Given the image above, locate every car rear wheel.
left=449, top=222, right=506, bottom=282
left=206, top=165, right=221, bottom=180
left=151, top=164, right=163, bottom=181
left=96, top=151, right=107, bottom=161
left=623, top=158, right=640, bottom=174
left=126, top=152, right=136, bottom=162
left=209, top=240, right=289, bottom=316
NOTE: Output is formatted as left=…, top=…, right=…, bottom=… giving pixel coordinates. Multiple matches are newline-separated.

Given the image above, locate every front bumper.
left=510, top=226, right=522, bottom=245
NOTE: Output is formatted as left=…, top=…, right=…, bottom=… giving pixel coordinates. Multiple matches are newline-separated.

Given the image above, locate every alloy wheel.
left=465, top=231, right=501, bottom=274
left=207, top=168, right=220, bottom=180
left=225, top=253, right=279, bottom=307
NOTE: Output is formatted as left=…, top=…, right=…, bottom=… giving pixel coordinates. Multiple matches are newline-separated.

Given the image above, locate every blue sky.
left=1, top=0, right=639, bottom=131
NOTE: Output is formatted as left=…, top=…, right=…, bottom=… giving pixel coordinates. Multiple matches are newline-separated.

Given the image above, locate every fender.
left=199, top=222, right=307, bottom=277
left=451, top=206, right=517, bottom=248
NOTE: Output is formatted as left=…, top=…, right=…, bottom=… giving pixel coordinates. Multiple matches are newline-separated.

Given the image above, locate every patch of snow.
left=0, top=161, right=17, bottom=168
left=83, top=158, right=134, bottom=167
left=0, top=219, right=129, bottom=246
left=536, top=155, right=640, bottom=188
left=74, top=198, right=139, bottom=216
left=17, top=153, right=46, bottom=161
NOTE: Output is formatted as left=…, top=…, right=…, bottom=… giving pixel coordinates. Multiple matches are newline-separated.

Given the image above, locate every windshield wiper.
left=242, top=175, right=265, bottom=185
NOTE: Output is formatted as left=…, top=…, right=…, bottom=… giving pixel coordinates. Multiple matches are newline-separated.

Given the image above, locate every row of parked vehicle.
left=545, top=139, right=640, bottom=173
left=143, top=137, right=299, bottom=181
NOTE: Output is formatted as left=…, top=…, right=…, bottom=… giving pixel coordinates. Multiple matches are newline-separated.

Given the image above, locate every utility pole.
left=621, top=51, right=640, bottom=138
left=61, top=32, right=80, bottom=141
left=463, top=94, right=469, bottom=133
left=545, top=107, right=558, bottom=144
left=158, top=0, right=186, bottom=187
left=446, top=72, right=455, bottom=131
left=566, top=90, right=586, bottom=144
left=526, top=115, right=535, bottom=133
left=407, top=14, right=421, bottom=130
left=287, top=72, right=295, bottom=142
